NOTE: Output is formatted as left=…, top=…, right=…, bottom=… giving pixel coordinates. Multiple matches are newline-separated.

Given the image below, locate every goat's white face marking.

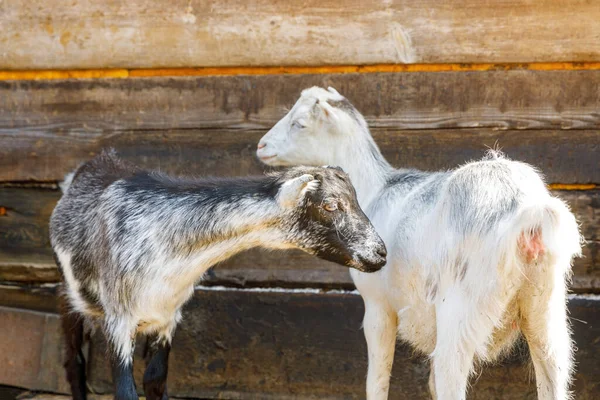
left=257, top=87, right=347, bottom=168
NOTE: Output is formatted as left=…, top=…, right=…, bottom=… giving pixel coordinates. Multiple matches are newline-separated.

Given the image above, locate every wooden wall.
left=0, top=1, right=599, bottom=398
left=2, top=0, right=600, bottom=68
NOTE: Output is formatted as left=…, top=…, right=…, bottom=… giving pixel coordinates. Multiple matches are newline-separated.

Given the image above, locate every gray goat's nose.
left=377, top=247, right=387, bottom=258
left=257, top=142, right=267, bottom=149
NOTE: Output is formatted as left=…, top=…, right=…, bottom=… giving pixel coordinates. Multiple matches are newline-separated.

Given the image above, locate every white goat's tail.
left=513, top=195, right=582, bottom=275
left=507, top=196, right=580, bottom=398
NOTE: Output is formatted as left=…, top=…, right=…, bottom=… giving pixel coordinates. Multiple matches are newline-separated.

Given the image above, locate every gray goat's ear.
left=277, top=174, right=320, bottom=208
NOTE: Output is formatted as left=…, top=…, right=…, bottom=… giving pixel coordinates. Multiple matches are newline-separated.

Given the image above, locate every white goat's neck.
left=330, top=122, right=393, bottom=209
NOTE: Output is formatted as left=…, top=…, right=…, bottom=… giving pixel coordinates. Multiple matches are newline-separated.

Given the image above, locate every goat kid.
left=50, top=150, right=387, bottom=400
left=257, top=87, right=582, bottom=400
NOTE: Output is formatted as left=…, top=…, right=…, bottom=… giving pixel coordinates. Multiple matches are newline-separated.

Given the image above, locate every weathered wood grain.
left=1, top=288, right=598, bottom=399
left=0, top=283, right=59, bottom=314
left=2, top=127, right=599, bottom=183
left=0, top=186, right=57, bottom=264
left=1, top=186, right=598, bottom=291
left=2, top=71, right=600, bottom=132
left=2, top=71, right=599, bottom=182
left=2, top=394, right=126, bottom=400
left=1, top=1, right=600, bottom=69
left=0, top=306, right=71, bottom=394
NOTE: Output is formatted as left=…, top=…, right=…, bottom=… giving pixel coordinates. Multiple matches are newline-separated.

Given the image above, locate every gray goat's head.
left=277, top=166, right=386, bottom=273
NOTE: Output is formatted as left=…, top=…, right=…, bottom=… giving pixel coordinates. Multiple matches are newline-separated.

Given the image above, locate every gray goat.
left=50, top=150, right=387, bottom=400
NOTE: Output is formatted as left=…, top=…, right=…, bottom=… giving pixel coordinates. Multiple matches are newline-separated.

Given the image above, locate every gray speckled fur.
left=50, top=150, right=386, bottom=367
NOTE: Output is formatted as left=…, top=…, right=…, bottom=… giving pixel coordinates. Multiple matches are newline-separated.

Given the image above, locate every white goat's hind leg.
left=364, top=301, right=398, bottom=400
left=432, top=288, right=499, bottom=400
left=519, top=261, right=573, bottom=400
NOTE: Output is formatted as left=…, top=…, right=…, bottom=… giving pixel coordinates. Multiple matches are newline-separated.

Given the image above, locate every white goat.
left=257, top=87, right=582, bottom=400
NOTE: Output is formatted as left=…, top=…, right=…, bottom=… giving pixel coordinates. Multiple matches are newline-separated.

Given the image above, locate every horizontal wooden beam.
left=3, top=62, right=600, bottom=81
left=1, top=71, right=600, bottom=182
left=2, top=127, right=599, bottom=184
left=0, top=287, right=598, bottom=399
left=1, top=186, right=598, bottom=291
left=1, top=1, right=600, bottom=69
left=2, top=70, right=599, bottom=134
left=0, top=394, right=121, bottom=400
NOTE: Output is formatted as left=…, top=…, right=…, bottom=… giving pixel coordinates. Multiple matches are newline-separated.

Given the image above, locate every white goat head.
left=257, top=86, right=367, bottom=167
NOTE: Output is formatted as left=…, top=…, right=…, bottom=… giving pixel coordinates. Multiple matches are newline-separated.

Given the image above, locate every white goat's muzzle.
left=256, top=139, right=279, bottom=165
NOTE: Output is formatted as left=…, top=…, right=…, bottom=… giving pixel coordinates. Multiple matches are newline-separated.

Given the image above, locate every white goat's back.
left=355, top=152, right=581, bottom=358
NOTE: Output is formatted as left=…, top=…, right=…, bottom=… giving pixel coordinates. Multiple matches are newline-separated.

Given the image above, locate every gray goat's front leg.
left=106, top=317, right=139, bottom=400
left=111, top=357, right=138, bottom=400
left=143, top=334, right=172, bottom=400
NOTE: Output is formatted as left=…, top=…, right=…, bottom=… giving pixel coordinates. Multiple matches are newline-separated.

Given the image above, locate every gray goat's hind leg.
left=59, top=294, right=87, bottom=400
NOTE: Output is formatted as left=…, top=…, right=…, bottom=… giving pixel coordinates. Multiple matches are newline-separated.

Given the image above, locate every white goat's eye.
left=323, top=202, right=338, bottom=212
left=292, top=121, right=305, bottom=129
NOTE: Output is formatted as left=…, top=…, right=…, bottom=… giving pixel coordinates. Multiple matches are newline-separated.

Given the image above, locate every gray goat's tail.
left=58, top=149, right=123, bottom=194
left=59, top=171, right=76, bottom=194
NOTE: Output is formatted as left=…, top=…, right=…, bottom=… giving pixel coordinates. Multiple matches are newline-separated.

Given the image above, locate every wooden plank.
left=1, top=1, right=600, bottom=69
left=2, top=127, right=600, bottom=183
left=0, top=306, right=70, bottom=394
left=0, top=284, right=59, bottom=314
left=2, top=71, right=600, bottom=132
left=1, top=186, right=599, bottom=291
left=13, top=395, right=153, bottom=400
left=0, top=288, right=598, bottom=399
left=4, top=394, right=125, bottom=400
left=2, top=70, right=599, bottom=182
left=0, top=386, right=28, bottom=399
left=0, top=186, right=57, bottom=265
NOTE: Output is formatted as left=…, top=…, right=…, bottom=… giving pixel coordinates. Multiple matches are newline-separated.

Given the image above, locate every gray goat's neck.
left=164, top=196, right=288, bottom=295
left=172, top=195, right=283, bottom=252
left=333, top=129, right=393, bottom=210
left=202, top=201, right=282, bottom=246
left=171, top=196, right=288, bottom=278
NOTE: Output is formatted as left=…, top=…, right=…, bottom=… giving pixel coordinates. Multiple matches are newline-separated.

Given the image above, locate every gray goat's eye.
left=323, top=202, right=338, bottom=212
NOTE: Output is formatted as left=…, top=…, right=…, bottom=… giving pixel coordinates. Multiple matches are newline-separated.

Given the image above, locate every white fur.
left=55, top=246, right=96, bottom=316
left=257, top=87, right=583, bottom=400
left=59, top=171, right=76, bottom=193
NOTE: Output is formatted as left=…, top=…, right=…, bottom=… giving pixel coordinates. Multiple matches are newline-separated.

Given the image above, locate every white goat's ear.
left=314, top=99, right=339, bottom=122
left=277, top=174, right=320, bottom=208
left=327, top=86, right=340, bottom=96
